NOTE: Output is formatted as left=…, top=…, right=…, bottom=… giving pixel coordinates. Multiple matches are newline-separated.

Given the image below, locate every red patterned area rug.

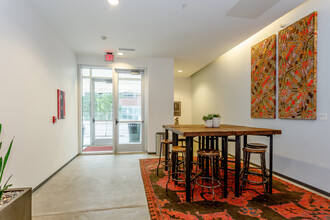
left=140, top=158, right=330, bottom=220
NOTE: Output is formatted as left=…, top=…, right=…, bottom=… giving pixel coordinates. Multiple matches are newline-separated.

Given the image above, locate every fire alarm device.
left=105, top=52, right=114, bottom=62
left=52, top=116, right=57, bottom=124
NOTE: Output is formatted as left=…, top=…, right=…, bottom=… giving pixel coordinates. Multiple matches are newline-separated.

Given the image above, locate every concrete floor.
left=32, top=154, right=155, bottom=220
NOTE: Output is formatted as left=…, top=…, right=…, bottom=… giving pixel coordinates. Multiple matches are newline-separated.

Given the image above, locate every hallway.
left=32, top=154, right=153, bottom=220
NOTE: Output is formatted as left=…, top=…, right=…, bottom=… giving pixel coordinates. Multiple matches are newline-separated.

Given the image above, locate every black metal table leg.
left=223, top=136, right=228, bottom=198
left=269, top=135, right=273, bottom=194
left=185, top=136, right=193, bottom=202
left=215, top=137, right=219, bottom=180
left=172, top=133, right=178, bottom=182
left=206, top=136, right=210, bottom=176
left=164, top=129, right=169, bottom=171
left=235, top=135, right=241, bottom=197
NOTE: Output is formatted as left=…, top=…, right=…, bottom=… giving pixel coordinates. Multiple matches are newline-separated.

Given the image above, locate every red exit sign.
left=105, top=53, right=114, bottom=62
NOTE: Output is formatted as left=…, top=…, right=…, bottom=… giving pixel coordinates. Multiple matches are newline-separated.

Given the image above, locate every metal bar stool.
left=240, top=143, right=268, bottom=197
left=166, top=146, right=186, bottom=193
left=192, top=149, right=222, bottom=203
left=156, top=139, right=172, bottom=176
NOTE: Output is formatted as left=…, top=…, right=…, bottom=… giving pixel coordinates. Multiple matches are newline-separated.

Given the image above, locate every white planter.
left=212, top=117, right=221, bottom=127
left=204, top=120, right=213, bottom=127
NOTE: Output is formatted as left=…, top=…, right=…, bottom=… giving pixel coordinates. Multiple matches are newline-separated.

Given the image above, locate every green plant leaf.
left=0, top=138, right=13, bottom=183
left=3, top=175, right=12, bottom=188
left=0, top=157, right=2, bottom=176
left=0, top=123, right=2, bottom=135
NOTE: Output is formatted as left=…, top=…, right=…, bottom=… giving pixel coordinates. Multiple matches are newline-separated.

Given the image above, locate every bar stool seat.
left=156, top=139, right=172, bottom=176
left=162, top=139, right=173, bottom=144
left=246, top=143, right=268, bottom=149
left=172, top=146, right=186, bottom=152
left=240, top=143, right=268, bottom=198
left=198, top=149, right=218, bottom=156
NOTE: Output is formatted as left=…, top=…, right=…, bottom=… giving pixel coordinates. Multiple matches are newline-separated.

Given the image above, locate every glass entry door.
left=92, top=79, right=113, bottom=146
left=81, top=67, right=144, bottom=153
left=115, top=69, right=144, bottom=153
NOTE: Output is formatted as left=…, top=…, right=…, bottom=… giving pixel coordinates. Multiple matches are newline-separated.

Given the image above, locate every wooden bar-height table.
left=163, top=124, right=281, bottom=202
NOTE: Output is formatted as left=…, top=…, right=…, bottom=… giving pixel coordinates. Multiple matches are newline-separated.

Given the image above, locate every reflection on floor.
left=32, top=154, right=156, bottom=220
left=82, top=146, right=113, bottom=152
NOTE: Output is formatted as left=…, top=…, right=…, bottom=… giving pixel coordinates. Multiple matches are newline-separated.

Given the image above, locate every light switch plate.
left=319, top=113, right=328, bottom=121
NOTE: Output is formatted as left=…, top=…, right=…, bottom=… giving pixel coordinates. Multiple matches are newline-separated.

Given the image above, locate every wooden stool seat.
left=243, top=147, right=267, bottom=153
left=246, top=143, right=268, bottom=149
left=172, top=146, right=186, bottom=152
left=197, top=149, right=219, bottom=157
left=161, top=139, right=173, bottom=144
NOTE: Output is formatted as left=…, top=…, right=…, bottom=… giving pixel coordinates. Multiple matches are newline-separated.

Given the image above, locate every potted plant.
left=202, top=114, right=213, bottom=127
left=212, top=114, right=221, bottom=127
left=0, top=123, right=31, bottom=220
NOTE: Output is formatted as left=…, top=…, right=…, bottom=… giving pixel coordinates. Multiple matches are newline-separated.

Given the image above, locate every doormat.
left=83, top=146, right=113, bottom=152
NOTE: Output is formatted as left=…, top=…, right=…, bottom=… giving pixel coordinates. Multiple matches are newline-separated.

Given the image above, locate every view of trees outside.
left=94, top=93, right=113, bottom=121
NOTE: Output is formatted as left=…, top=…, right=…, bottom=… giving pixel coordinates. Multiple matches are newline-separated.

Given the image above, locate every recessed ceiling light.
left=178, top=70, right=183, bottom=73
left=118, top=52, right=124, bottom=56
left=108, top=0, right=119, bottom=6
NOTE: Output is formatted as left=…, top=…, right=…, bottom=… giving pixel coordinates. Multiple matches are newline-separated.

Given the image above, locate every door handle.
left=93, top=118, right=95, bottom=123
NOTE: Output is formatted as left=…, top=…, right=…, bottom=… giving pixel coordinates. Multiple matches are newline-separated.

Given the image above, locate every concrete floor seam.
left=32, top=204, right=148, bottom=218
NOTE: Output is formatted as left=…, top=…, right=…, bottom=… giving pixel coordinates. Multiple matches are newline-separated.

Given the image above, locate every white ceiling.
left=30, top=0, right=307, bottom=77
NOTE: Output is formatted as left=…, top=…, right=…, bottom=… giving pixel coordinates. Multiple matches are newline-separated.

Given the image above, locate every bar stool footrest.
left=195, top=177, right=221, bottom=189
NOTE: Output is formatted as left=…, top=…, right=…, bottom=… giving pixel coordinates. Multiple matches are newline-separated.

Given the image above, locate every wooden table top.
left=163, top=124, right=282, bottom=137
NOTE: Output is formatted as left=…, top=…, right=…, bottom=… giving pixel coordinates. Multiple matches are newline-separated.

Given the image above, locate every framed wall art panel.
left=278, top=12, right=317, bottom=120
left=251, top=34, right=277, bottom=119
left=57, top=89, right=66, bottom=119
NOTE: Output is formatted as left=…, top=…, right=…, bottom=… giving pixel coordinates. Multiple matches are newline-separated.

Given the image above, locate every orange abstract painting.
left=251, top=35, right=276, bottom=119
left=278, top=12, right=317, bottom=119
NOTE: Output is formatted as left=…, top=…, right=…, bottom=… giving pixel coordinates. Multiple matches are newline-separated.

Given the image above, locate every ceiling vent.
left=226, top=0, right=280, bottom=19
left=118, top=48, right=136, bottom=52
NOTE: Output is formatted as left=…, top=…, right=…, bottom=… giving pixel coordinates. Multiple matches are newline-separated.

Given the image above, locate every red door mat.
left=83, top=146, right=113, bottom=152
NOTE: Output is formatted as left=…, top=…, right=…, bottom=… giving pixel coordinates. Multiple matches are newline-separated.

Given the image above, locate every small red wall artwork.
left=251, top=35, right=277, bottom=119
left=278, top=12, right=317, bottom=120
left=57, top=89, right=66, bottom=119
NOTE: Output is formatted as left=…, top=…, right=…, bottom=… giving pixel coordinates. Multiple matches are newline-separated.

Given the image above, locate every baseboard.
left=32, top=154, right=78, bottom=193
left=273, top=171, right=330, bottom=197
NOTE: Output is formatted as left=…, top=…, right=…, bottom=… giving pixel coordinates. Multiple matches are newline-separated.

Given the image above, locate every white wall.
left=174, top=77, right=192, bottom=124
left=0, top=0, right=78, bottom=188
left=191, top=0, right=330, bottom=192
left=77, top=55, right=174, bottom=153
